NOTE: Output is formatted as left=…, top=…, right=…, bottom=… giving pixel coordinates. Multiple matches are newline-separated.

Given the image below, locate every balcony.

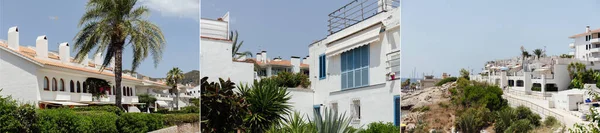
left=590, top=47, right=600, bottom=53
left=123, top=96, right=139, bottom=104
left=591, top=38, right=600, bottom=44
left=569, top=43, right=575, bottom=48
left=154, top=94, right=173, bottom=101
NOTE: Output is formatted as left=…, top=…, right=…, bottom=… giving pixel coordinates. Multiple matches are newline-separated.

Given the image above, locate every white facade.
left=570, top=26, right=600, bottom=63
left=305, top=4, right=400, bottom=127
left=0, top=26, right=191, bottom=111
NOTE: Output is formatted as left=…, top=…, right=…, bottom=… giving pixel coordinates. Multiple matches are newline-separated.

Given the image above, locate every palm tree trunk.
left=172, top=86, right=179, bottom=110
left=115, top=44, right=125, bottom=111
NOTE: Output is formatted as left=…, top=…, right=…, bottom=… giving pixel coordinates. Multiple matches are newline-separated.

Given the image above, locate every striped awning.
left=325, top=24, right=382, bottom=57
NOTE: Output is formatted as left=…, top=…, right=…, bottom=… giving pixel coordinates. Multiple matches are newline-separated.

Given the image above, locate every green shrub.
left=505, top=119, right=534, bottom=133
left=163, top=113, right=200, bottom=126
left=494, top=108, right=516, bottom=133
left=0, top=93, right=35, bottom=133
left=456, top=107, right=491, bottom=132
left=269, top=72, right=311, bottom=88
left=515, top=106, right=541, bottom=127
left=435, top=77, right=458, bottom=86
left=359, top=122, right=399, bottom=133
left=72, top=105, right=123, bottom=115
left=117, top=113, right=164, bottom=133
left=157, top=108, right=169, bottom=114
left=532, top=86, right=541, bottom=91
left=76, top=111, right=118, bottom=133
left=544, top=116, right=558, bottom=127
left=37, top=108, right=90, bottom=133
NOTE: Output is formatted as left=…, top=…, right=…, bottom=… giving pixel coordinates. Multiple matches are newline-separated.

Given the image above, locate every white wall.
left=201, top=39, right=234, bottom=82
left=231, top=62, right=255, bottom=86
left=0, top=49, right=41, bottom=104
left=287, top=88, right=315, bottom=121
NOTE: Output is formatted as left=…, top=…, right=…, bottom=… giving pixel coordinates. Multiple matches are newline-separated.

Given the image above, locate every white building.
left=305, top=0, right=401, bottom=127
left=570, top=26, right=600, bottom=64
left=0, top=26, right=193, bottom=111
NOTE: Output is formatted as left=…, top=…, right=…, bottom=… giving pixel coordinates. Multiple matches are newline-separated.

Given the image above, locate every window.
left=77, top=81, right=81, bottom=93
left=43, top=77, right=49, bottom=91
left=516, top=80, right=524, bottom=87
left=394, top=95, right=400, bottom=126
left=52, top=78, right=57, bottom=91
left=341, top=45, right=369, bottom=89
left=351, top=100, right=361, bottom=121
left=59, top=79, right=65, bottom=91
left=319, top=54, right=326, bottom=79
left=83, top=82, right=87, bottom=93
left=508, top=80, right=514, bottom=87
left=70, top=80, right=74, bottom=92
left=123, top=87, right=126, bottom=96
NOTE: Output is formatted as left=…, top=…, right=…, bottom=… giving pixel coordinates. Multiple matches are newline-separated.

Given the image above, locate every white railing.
left=504, top=94, right=566, bottom=125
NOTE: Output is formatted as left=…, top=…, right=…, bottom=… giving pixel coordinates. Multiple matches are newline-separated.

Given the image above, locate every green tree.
left=460, top=68, right=470, bottom=80
left=230, top=30, right=252, bottom=60
left=84, top=78, right=111, bottom=99
left=533, top=48, right=544, bottom=59
left=137, top=94, right=156, bottom=113
left=239, top=79, right=292, bottom=132
left=73, top=0, right=166, bottom=110
left=200, top=77, right=249, bottom=133
left=166, top=67, right=184, bottom=110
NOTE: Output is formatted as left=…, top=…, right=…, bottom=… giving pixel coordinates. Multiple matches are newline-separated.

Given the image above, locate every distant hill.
left=123, top=70, right=199, bottom=86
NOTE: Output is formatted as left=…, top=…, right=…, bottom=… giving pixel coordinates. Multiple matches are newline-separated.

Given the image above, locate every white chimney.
left=94, top=52, right=103, bottom=67
left=587, top=25, right=591, bottom=33
left=36, top=35, right=48, bottom=59
left=80, top=53, right=89, bottom=67
left=256, top=52, right=262, bottom=62
left=261, top=51, right=267, bottom=63
left=58, top=42, right=70, bottom=63
left=8, top=26, right=19, bottom=50
left=291, top=56, right=300, bottom=73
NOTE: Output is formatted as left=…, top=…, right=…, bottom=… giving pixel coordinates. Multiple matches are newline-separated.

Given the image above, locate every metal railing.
left=328, top=0, right=399, bottom=34
left=503, top=94, right=566, bottom=125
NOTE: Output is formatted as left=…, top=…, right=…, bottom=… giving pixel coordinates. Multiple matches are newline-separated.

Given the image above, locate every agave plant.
left=266, top=111, right=316, bottom=133
left=239, top=79, right=292, bottom=132
left=311, top=107, right=358, bottom=133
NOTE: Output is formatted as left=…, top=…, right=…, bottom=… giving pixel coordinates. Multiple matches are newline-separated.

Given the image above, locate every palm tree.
left=230, top=31, right=252, bottom=60
left=533, top=49, right=543, bottom=59
left=166, top=67, right=184, bottom=110
left=73, top=0, right=166, bottom=110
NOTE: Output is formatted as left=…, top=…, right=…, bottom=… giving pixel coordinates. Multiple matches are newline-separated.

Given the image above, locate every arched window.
left=83, top=82, right=87, bottom=93
left=122, top=87, right=126, bottom=96
left=43, top=77, right=49, bottom=91
left=130, top=87, right=134, bottom=96
left=69, top=80, right=75, bottom=92
left=59, top=79, right=65, bottom=91
left=52, top=78, right=57, bottom=91
left=112, top=86, right=115, bottom=95
left=77, top=81, right=81, bottom=93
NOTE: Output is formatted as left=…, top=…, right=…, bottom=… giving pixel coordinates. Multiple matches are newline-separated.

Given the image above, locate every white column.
left=541, top=74, right=546, bottom=95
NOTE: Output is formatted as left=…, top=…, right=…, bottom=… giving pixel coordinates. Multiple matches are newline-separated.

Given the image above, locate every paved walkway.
left=503, top=91, right=589, bottom=129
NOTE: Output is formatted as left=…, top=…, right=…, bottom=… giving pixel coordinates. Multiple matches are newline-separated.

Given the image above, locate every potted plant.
left=387, top=72, right=396, bottom=80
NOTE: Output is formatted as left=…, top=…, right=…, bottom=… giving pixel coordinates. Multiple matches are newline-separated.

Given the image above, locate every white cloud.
left=139, top=0, right=199, bottom=21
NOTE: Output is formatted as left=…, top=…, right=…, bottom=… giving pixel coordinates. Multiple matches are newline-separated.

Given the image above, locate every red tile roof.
left=570, top=28, right=600, bottom=38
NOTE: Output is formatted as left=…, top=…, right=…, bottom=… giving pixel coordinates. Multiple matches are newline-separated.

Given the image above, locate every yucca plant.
left=311, top=107, right=358, bottom=133
left=266, top=111, right=316, bottom=133
left=239, top=79, right=292, bottom=133
left=494, top=108, right=516, bottom=133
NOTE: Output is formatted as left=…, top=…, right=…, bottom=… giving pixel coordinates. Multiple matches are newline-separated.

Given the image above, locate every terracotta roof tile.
left=570, top=28, right=600, bottom=38
left=0, top=41, right=142, bottom=81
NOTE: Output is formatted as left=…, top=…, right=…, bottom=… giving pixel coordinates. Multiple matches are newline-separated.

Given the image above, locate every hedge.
left=37, top=109, right=90, bottom=133
left=117, top=113, right=164, bottom=133
left=71, top=105, right=123, bottom=116
left=163, top=113, right=200, bottom=126
left=76, top=111, right=119, bottom=133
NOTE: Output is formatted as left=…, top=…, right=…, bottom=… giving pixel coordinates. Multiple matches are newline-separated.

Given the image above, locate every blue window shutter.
left=394, top=95, right=400, bottom=126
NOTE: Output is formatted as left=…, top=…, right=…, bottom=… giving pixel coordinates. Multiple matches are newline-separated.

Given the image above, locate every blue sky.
left=201, top=0, right=359, bottom=61
left=402, top=0, right=600, bottom=78
left=0, top=0, right=199, bottom=78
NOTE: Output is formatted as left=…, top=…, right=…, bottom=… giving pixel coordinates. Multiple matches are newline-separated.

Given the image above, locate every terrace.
left=328, top=0, right=399, bottom=34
